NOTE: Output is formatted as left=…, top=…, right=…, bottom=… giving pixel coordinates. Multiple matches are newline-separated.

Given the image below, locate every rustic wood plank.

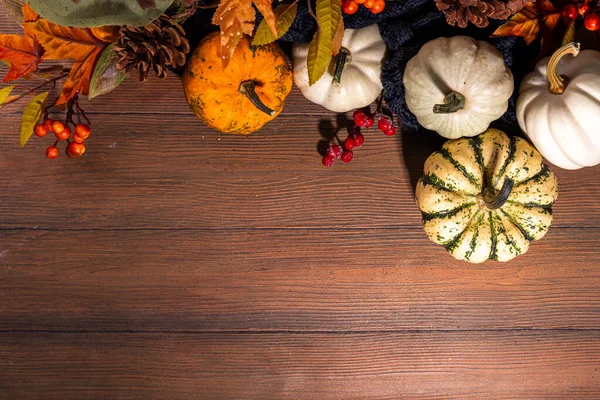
left=1, top=228, right=598, bottom=332
left=1, top=112, right=599, bottom=229
left=1, top=331, right=599, bottom=399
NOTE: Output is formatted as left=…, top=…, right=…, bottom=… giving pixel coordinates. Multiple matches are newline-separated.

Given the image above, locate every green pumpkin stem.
left=482, top=178, right=514, bottom=210
left=433, top=91, right=466, bottom=114
left=238, top=80, right=275, bottom=116
left=332, top=47, right=352, bottom=86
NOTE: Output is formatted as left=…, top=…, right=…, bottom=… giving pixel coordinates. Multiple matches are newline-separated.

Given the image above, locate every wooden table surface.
left=1, top=10, right=600, bottom=399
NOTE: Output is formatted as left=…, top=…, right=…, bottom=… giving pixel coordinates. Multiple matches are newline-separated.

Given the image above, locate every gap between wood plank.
left=1, top=328, right=599, bottom=334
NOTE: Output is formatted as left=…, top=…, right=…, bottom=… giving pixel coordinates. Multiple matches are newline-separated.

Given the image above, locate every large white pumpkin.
left=516, top=42, right=600, bottom=170
left=292, top=24, right=386, bottom=113
left=403, top=36, right=514, bottom=139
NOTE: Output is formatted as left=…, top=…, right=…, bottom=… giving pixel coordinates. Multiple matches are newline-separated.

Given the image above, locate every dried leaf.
left=0, top=85, right=16, bottom=106
left=307, top=0, right=341, bottom=85
left=253, top=0, right=278, bottom=38
left=212, top=0, right=279, bottom=67
left=20, top=91, right=48, bottom=147
left=27, top=20, right=114, bottom=104
left=89, top=44, right=126, bottom=100
left=331, top=17, right=344, bottom=56
left=562, top=20, right=576, bottom=46
left=212, top=0, right=255, bottom=68
left=0, top=0, right=26, bottom=25
left=253, top=3, right=297, bottom=46
left=0, top=4, right=44, bottom=83
left=22, top=3, right=39, bottom=23
left=491, top=0, right=559, bottom=45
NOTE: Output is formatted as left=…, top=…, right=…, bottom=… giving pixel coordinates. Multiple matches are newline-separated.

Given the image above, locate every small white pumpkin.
left=292, top=24, right=386, bottom=113
left=403, top=36, right=514, bottom=139
left=516, top=42, right=600, bottom=170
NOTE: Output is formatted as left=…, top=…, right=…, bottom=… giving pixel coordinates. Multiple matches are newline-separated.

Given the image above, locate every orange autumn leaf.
left=0, top=34, right=44, bottom=83
left=491, top=0, right=560, bottom=45
left=26, top=20, right=116, bottom=105
left=22, top=3, right=39, bottom=23
left=212, top=0, right=277, bottom=68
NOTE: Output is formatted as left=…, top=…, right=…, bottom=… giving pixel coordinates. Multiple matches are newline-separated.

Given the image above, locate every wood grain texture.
left=1, top=4, right=600, bottom=399
left=1, top=331, right=599, bottom=399
left=1, top=111, right=599, bottom=229
left=1, top=228, right=599, bottom=332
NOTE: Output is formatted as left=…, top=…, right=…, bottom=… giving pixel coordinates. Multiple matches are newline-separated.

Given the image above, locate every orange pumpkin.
left=183, top=32, right=293, bottom=134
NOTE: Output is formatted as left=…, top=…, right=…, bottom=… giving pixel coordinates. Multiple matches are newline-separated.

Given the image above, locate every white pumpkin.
left=516, top=42, right=600, bottom=170
left=292, top=24, right=386, bottom=113
left=403, top=36, right=514, bottom=139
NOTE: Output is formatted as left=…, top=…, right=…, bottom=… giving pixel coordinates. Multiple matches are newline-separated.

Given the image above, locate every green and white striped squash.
left=415, top=128, right=558, bottom=263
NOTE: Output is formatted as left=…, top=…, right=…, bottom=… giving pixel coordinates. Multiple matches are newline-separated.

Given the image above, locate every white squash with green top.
left=404, top=36, right=514, bottom=139
left=415, top=129, right=558, bottom=263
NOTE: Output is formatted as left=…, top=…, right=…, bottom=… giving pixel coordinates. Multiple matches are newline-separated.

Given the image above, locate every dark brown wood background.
left=1, top=8, right=600, bottom=399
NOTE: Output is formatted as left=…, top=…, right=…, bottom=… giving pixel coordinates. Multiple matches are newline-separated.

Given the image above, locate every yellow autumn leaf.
left=20, top=91, right=48, bottom=147
left=253, top=3, right=297, bottom=46
left=307, top=0, right=341, bottom=85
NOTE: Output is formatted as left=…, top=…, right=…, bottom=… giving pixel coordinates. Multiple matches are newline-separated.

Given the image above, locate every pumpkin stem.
left=333, top=47, right=352, bottom=86
left=547, top=42, right=580, bottom=95
left=433, top=91, right=466, bottom=114
left=238, top=80, right=275, bottom=117
left=480, top=178, right=514, bottom=210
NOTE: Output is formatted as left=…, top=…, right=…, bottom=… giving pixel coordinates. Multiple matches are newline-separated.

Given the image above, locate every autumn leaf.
left=0, top=85, right=16, bottom=106
left=331, top=17, right=344, bottom=56
left=20, top=91, right=48, bottom=147
left=307, top=0, right=342, bottom=85
left=0, top=5, right=44, bottom=83
left=491, top=0, right=559, bottom=45
left=22, top=3, right=39, bottom=23
left=26, top=19, right=116, bottom=105
left=212, top=0, right=277, bottom=68
left=253, top=3, right=298, bottom=46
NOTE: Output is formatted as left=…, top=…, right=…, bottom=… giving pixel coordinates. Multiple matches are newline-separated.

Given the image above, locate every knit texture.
left=278, top=0, right=536, bottom=137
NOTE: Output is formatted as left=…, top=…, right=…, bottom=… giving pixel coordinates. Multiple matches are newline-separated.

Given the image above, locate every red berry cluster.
left=561, top=1, right=599, bottom=31
left=34, top=117, right=91, bottom=159
left=342, top=0, right=385, bottom=15
left=322, top=103, right=398, bottom=167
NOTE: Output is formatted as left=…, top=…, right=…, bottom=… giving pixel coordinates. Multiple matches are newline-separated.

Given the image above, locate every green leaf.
left=0, top=85, right=16, bottom=106
left=27, top=0, right=175, bottom=28
left=89, top=44, right=126, bottom=100
left=253, top=4, right=298, bottom=46
left=20, top=91, right=48, bottom=148
left=307, top=0, right=341, bottom=85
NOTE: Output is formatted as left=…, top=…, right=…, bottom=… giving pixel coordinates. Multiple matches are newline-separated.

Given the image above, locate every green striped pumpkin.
left=415, top=129, right=558, bottom=263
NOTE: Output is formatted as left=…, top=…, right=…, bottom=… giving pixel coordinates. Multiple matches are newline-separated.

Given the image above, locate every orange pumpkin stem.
left=547, top=42, right=580, bottom=95
left=238, top=80, right=275, bottom=117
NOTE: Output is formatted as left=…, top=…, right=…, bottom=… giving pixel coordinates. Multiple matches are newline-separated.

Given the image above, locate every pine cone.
left=114, top=15, right=191, bottom=83
left=436, top=0, right=530, bottom=28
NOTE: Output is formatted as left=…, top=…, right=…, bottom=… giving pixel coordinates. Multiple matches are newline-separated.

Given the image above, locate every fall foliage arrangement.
left=1, top=0, right=600, bottom=263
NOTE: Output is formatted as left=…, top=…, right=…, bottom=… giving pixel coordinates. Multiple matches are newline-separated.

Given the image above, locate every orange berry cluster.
left=342, top=0, right=385, bottom=15
left=34, top=117, right=91, bottom=159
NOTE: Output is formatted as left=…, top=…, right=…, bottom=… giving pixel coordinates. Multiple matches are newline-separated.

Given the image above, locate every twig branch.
left=2, top=70, right=70, bottom=108
left=307, top=0, right=318, bottom=21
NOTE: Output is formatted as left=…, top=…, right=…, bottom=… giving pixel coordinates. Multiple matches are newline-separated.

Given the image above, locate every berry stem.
left=307, top=0, right=317, bottom=21
left=548, top=42, right=580, bottom=94
left=375, top=92, right=384, bottom=114
left=332, top=47, right=352, bottom=86
left=238, top=80, right=275, bottom=117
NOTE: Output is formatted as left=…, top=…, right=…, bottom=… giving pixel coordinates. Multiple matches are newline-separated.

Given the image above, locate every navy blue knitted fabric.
left=278, top=0, right=535, bottom=136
